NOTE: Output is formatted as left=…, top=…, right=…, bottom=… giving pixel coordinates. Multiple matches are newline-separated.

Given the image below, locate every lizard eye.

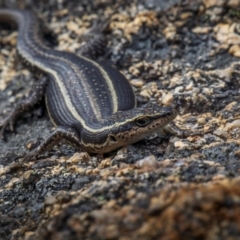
left=135, top=117, right=149, bottom=127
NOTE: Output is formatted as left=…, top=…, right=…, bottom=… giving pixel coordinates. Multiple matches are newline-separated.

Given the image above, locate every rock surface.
left=1, top=0, right=240, bottom=239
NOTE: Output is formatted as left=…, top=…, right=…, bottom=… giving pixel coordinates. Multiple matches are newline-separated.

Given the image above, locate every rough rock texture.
left=1, top=0, right=240, bottom=239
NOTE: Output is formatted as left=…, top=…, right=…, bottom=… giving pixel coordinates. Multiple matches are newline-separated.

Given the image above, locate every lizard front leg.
left=24, top=126, right=81, bottom=161
left=163, top=121, right=205, bottom=137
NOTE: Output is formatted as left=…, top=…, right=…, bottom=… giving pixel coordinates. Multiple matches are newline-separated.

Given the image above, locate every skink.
left=0, top=9, right=177, bottom=160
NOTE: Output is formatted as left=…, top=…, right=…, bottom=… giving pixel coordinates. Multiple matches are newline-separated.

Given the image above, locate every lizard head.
left=81, top=103, right=177, bottom=153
